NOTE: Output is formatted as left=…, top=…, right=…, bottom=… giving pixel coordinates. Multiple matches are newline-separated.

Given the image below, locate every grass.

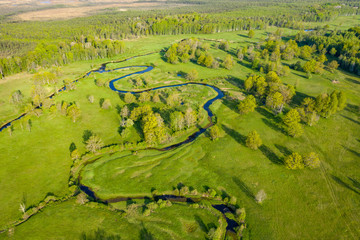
left=0, top=17, right=359, bottom=239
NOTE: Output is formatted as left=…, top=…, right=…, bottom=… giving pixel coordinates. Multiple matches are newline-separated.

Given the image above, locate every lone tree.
left=248, top=29, right=255, bottom=38
left=238, top=95, right=257, bottom=114
left=246, top=130, right=262, bottom=150
left=284, top=152, right=304, bottom=169
left=303, top=152, right=320, bottom=169
left=209, top=125, right=220, bottom=140
left=186, top=69, right=198, bottom=81
left=255, top=189, right=267, bottom=204
left=223, top=54, right=234, bottom=70
left=86, top=135, right=104, bottom=153
left=67, top=104, right=81, bottom=123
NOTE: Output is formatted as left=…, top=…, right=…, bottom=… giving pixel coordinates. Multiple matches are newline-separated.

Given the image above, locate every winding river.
left=0, top=54, right=239, bottom=235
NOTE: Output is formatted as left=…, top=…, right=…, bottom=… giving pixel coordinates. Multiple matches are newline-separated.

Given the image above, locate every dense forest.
left=0, top=0, right=359, bottom=78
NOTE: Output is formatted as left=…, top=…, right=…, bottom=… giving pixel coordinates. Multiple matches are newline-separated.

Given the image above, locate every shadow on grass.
left=342, top=145, right=360, bottom=157
left=345, top=77, right=360, bottom=85
left=80, top=228, right=121, bottom=240
left=224, top=75, right=244, bottom=89
left=139, top=223, right=154, bottom=240
left=290, top=91, right=312, bottom=108
left=222, top=98, right=239, bottom=114
left=232, top=177, right=255, bottom=201
left=345, top=104, right=359, bottom=115
left=331, top=175, right=360, bottom=195
left=259, top=145, right=283, bottom=165
left=262, top=118, right=285, bottom=135
left=221, top=124, right=246, bottom=146
left=348, top=177, right=360, bottom=191
left=341, top=114, right=360, bottom=125
left=195, top=215, right=208, bottom=233
left=274, top=144, right=292, bottom=156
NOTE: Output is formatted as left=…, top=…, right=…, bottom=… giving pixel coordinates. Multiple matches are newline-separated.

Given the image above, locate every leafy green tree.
left=86, top=135, right=104, bottom=153
left=246, top=130, right=262, bottom=150
left=71, top=149, right=81, bottom=160
left=283, top=109, right=301, bottom=126
left=266, top=92, right=284, bottom=114
left=337, top=91, right=347, bottom=110
left=124, top=92, right=136, bottom=104
left=10, top=90, right=23, bottom=105
left=186, top=69, right=198, bottom=81
left=101, top=99, right=112, bottom=109
left=238, top=95, right=257, bottom=114
left=184, top=108, right=197, bottom=128
left=329, top=47, right=337, bottom=56
left=223, top=54, right=234, bottom=70
left=303, top=152, right=320, bottom=169
left=209, top=125, right=220, bottom=140
left=67, top=104, right=81, bottom=123
left=139, top=92, right=151, bottom=103
left=152, top=92, right=161, bottom=103
left=329, top=91, right=338, bottom=115
left=142, top=112, right=166, bottom=144
left=248, top=30, right=255, bottom=38
left=254, top=76, right=267, bottom=96
left=328, top=60, right=339, bottom=73
left=284, top=152, right=304, bottom=169
left=244, top=76, right=254, bottom=92
left=170, top=111, right=185, bottom=131
left=120, top=105, right=129, bottom=118
left=204, top=55, right=214, bottom=68
left=265, top=71, right=281, bottom=84
left=287, top=122, right=304, bottom=137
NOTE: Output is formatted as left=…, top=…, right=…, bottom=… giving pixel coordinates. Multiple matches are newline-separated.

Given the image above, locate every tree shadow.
left=232, top=177, right=255, bottom=201
left=342, top=145, right=360, bottom=157
left=290, top=91, right=312, bottom=108
left=262, top=118, right=285, bottom=135
left=348, top=177, right=360, bottom=191
left=224, top=75, right=244, bottom=89
left=341, top=114, right=360, bottom=125
left=222, top=98, right=239, bottom=114
left=274, top=144, right=292, bottom=156
left=345, top=104, right=358, bottom=114
left=139, top=224, right=154, bottom=240
left=195, top=215, right=208, bottom=233
left=345, top=77, right=360, bottom=85
left=256, top=107, right=282, bottom=123
left=331, top=175, right=360, bottom=195
left=80, top=228, right=121, bottom=240
left=221, top=124, right=246, bottom=146
left=259, top=145, right=283, bottom=165
left=82, top=130, right=93, bottom=144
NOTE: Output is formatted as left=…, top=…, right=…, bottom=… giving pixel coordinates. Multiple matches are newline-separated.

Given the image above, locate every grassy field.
left=0, top=18, right=359, bottom=239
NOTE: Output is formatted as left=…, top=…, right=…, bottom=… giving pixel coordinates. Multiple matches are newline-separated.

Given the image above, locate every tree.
left=265, top=71, right=281, bottom=84
left=139, top=92, right=151, bottom=102
left=204, top=55, right=214, bottom=68
left=101, top=99, right=112, bottom=109
left=142, top=112, right=165, bottom=144
left=209, top=125, right=220, bottom=140
left=170, top=111, right=185, bottom=131
left=124, top=92, right=136, bottom=104
left=283, top=109, right=301, bottom=126
left=88, top=95, right=94, bottom=103
left=328, top=60, right=339, bottom=73
left=86, top=135, right=104, bottom=153
left=255, top=189, right=267, bottom=203
left=284, top=152, right=304, bottom=169
left=10, top=90, right=23, bottom=105
left=238, top=95, right=257, bottom=114
left=329, top=47, right=337, bottom=56
left=120, top=105, right=129, bottom=118
left=287, top=122, right=304, bottom=137
left=186, top=69, right=198, bottom=81
left=337, top=91, right=347, bottom=110
left=303, top=152, right=320, bottom=169
left=244, top=76, right=254, bottom=92
left=184, top=108, right=197, bottom=128
left=248, top=29, right=255, bottom=38
left=254, top=77, right=267, bottom=96
left=223, top=54, right=234, bottom=70
left=71, top=149, right=81, bottom=160
left=266, top=92, right=284, bottom=114
left=246, top=130, right=262, bottom=150
left=67, top=104, right=81, bottom=123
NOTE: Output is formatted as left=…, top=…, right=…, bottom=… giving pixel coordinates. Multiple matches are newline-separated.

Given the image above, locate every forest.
left=0, top=0, right=359, bottom=239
